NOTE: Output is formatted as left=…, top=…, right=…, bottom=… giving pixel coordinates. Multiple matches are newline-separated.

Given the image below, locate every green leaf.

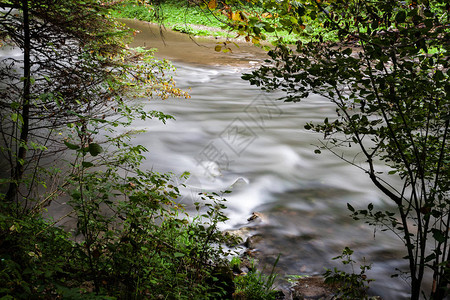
left=395, top=11, right=406, bottom=23
left=375, top=61, right=384, bottom=71
left=432, top=229, right=446, bottom=243
left=241, top=74, right=252, bottom=80
left=88, top=143, right=103, bottom=156
left=264, top=24, right=275, bottom=33
left=424, top=253, right=436, bottom=263
left=82, top=161, right=94, bottom=168
left=347, top=203, right=355, bottom=212
left=64, top=141, right=80, bottom=150
left=343, top=48, right=352, bottom=55
left=434, top=70, right=444, bottom=81
left=11, top=113, right=18, bottom=122
left=173, top=252, right=185, bottom=258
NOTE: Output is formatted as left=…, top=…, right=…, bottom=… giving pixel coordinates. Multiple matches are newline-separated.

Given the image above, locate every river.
left=123, top=19, right=413, bottom=299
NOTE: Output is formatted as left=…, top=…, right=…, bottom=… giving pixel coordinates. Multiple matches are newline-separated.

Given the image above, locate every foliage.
left=237, top=0, right=449, bottom=299
left=0, top=0, right=252, bottom=299
left=232, top=256, right=279, bottom=300
left=0, top=0, right=188, bottom=206
left=0, top=205, right=76, bottom=298
left=191, top=0, right=335, bottom=46
left=323, top=247, right=374, bottom=300
left=0, top=159, right=241, bottom=299
left=64, top=132, right=241, bottom=299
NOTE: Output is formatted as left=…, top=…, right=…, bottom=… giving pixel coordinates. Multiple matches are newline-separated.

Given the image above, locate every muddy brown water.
left=120, top=20, right=419, bottom=299
left=123, top=19, right=267, bottom=67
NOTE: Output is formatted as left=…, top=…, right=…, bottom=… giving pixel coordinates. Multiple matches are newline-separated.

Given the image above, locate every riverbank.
left=121, top=19, right=268, bottom=67
left=111, top=0, right=301, bottom=44
left=228, top=212, right=384, bottom=300
left=112, top=1, right=235, bottom=38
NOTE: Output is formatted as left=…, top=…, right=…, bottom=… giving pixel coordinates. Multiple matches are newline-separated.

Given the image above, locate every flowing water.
left=0, top=18, right=414, bottom=298
left=121, top=20, right=419, bottom=299
left=0, top=15, right=434, bottom=299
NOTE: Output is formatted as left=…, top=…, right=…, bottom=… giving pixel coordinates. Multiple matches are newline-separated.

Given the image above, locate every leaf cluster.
left=0, top=1, right=249, bottom=299
left=323, top=247, right=374, bottom=300
left=0, top=117, right=244, bottom=299
left=239, top=0, right=449, bottom=298
left=0, top=0, right=188, bottom=204
left=232, top=256, right=280, bottom=300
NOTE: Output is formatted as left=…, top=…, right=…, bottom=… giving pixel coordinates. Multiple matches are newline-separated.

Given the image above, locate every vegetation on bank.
left=111, top=0, right=312, bottom=44
left=111, top=0, right=233, bottom=37
left=237, top=0, right=449, bottom=299
left=0, top=1, right=277, bottom=299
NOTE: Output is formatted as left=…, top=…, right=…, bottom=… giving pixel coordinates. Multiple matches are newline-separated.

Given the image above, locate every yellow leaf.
left=208, top=0, right=217, bottom=9
left=231, top=12, right=241, bottom=21
left=231, top=11, right=247, bottom=22
left=215, top=45, right=222, bottom=52
left=239, top=11, right=247, bottom=22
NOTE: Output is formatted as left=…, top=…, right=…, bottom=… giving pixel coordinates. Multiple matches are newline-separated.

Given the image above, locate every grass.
left=232, top=256, right=280, bottom=300
left=111, top=0, right=234, bottom=38
left=110, top=0, right=309, bottom=43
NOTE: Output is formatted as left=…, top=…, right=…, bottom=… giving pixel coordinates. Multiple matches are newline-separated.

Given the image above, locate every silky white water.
left=120, top=20, right=417, bottom=299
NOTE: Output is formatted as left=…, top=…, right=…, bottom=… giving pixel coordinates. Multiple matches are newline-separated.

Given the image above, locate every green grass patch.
left=111, top=1, right=336, bottom=44
left=111, top=1, right=233, bottom=38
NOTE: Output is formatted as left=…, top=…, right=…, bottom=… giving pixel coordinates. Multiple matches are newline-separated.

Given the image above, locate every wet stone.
left=290, top=276, right=337, bottom=300
left=244, top=233, right=263, bottom=249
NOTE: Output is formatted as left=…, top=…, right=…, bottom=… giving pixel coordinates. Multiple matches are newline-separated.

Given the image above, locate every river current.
left=121, top=20, right=418, bottom=299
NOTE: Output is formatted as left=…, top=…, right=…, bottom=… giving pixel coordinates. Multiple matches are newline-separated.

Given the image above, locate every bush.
left=0, top=206, right=76, bottom=298
left=232, top=257, right=279, bottom=300
left=323, top=247, right=373, bottom=300
left=0, top=170, right=242, bottom=299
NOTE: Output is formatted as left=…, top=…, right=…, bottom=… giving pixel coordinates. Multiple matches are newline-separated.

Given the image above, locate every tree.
left=0, top=0, right=186, bottom=209
left=221, top=0, right=449, bottom=298
left=0, top=1, right=245, bottom=298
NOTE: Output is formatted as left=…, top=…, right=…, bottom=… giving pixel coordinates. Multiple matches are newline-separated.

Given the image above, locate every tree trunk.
left=410, top=277, right=421, bottom=300
left=5, top=0, right=31, bottom=203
